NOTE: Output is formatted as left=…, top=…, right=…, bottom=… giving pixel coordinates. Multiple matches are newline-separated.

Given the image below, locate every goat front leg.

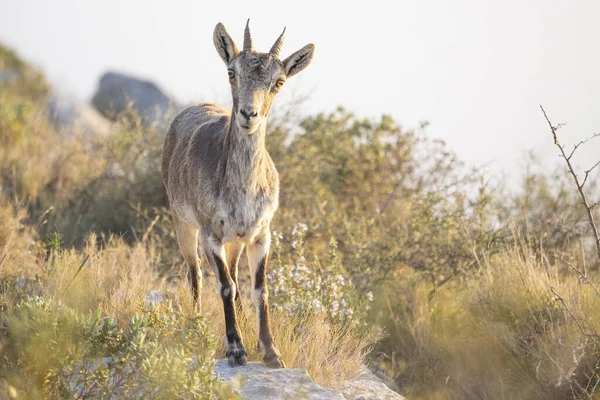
left=202, top=232, right=247, bottom=367
left=247, top=229, right=285, bottom=368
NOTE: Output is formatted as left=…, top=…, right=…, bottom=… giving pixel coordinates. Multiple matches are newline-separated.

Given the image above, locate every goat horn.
left=244, top=19, right=253, bottom=51
left=269, top=27, right=286, bottom=58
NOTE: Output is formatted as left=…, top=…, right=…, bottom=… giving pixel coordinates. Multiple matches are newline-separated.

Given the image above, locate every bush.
left=268, top=223, right=372, bottom=324
left=1, top=297, right=236, bottom=399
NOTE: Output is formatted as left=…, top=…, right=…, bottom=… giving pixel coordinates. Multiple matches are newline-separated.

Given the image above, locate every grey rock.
left=213, top=360, right=405, bottom=400
left=15, top=278, right=28, bottom=288
left=214, top=360, right=344, bottom=400
left=13, top=278, right=43, bottom=296
left=340, top=367, right=404, bottom=400
left=91, top=71, right=179, bottom=129
left=144, top=290, right=166, bottom=307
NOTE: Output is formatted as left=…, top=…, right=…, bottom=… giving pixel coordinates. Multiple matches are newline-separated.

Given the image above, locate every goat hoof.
left=226, top=344, right=247, bottom=367
left=264, top=354, right=285, bottom=369
left=227, top=354, right=236, bottom=367
left=227, top=354, right=247, bottom=367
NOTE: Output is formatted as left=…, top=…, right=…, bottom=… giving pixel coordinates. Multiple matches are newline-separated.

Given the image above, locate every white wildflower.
left=311, top=299, right=322, bottom=312
left=331, top=300, right=339, bottom=316
left=285, top=302, right=293, bottom=316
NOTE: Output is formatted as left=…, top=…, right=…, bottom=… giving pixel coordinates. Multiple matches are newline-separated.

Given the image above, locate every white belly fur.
left=173, top=199, right=274, bottom=245
left=218, top=201, right=274, bottom=245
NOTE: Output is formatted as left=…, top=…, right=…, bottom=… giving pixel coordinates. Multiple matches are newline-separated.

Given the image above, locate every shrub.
left=268, top=224, right=372, bottom=324
left=0, top=296, right=236, bottom=399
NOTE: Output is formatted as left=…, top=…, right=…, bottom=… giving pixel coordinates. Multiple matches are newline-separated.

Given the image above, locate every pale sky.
left=1, top=0, right=599, bottom=182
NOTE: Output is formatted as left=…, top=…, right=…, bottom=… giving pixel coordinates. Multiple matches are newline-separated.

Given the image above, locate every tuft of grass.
left=377, top=244, right=600, bottom=400
left=0, top=193, right=42, bottom=280
left=192, top=282, right=381, bottom=388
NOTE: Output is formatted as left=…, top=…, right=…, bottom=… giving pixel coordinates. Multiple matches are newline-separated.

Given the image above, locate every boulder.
left=213, top=359, right=405, bottom=400
left=339, top=366, right=404, bottom=400
left=91, top=71, right=179, bottom=129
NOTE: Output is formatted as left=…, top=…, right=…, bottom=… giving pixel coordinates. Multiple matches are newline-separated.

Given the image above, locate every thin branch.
left=0, top=253, right=6, bottom=268
left=573, top=380, right=594, bottom=400
left=541, top=105, right=600, bottom=262
left=550, top=285, right=599, bottom=338
left=582, top=159, right=600, bottom=187
left=585, top=359, right=600, bottom=395
left=592, top=372, right=600, bottom=397
left=558, top=255, right=600, bottom=299
left=567, top=132, right=600, bottom=160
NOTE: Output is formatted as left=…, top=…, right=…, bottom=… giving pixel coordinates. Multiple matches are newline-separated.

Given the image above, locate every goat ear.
left=282, top=44, right=315, bottom=78
left=213, top=23, right=239, bottom=65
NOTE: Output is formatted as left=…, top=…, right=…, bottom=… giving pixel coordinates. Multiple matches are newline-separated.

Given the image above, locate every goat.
left=161, top=20, right=314, bottom=368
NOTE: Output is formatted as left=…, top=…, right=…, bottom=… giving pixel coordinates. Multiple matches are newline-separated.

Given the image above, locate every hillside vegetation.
left=2, top=44, right=600, bottom=399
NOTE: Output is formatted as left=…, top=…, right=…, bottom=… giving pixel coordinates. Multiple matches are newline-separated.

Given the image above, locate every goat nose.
left=240, top=108, right=258, bottom=120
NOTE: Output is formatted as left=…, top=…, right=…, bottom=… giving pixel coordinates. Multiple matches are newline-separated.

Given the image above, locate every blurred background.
left=2, top=0, right=600, bottom=179
left=2, top=1, right=600, bottom=399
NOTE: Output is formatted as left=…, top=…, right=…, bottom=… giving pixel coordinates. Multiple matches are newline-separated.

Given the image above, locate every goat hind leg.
left=174, top=216, right=201, bottom=306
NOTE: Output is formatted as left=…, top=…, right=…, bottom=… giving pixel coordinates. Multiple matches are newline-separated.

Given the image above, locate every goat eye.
left=275, top=79, right=285, bottom=88
left=227, top=70, right=235, bottom=79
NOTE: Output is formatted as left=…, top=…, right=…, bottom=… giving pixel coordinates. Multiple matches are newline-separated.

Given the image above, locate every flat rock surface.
left=213, top=360, right=405, bottom=400
left=339, top=367, right=404, bottom=400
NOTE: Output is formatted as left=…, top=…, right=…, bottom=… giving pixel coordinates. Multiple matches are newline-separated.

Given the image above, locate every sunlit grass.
left=377, top=245, right=600, bottom=400
left=0, top=195, right=380, bottom=397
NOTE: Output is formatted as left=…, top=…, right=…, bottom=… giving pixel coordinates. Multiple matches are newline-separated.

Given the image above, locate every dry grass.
left=0, top=194, right=41, bottom=279
left=0, top=196, right=379, bottom=390
left=160, top=263, right=380, bottom=388
left=188, top=279, right=381, bottom=387
left=379, top=245, right=600, bottom=400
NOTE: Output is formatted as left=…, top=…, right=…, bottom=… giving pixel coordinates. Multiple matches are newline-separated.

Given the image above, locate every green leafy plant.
left=1, top=296, right=237, bottom=399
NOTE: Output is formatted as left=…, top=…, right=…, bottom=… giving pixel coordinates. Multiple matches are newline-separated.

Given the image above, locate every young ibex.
left=161, top=20, right=314, bottom=368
